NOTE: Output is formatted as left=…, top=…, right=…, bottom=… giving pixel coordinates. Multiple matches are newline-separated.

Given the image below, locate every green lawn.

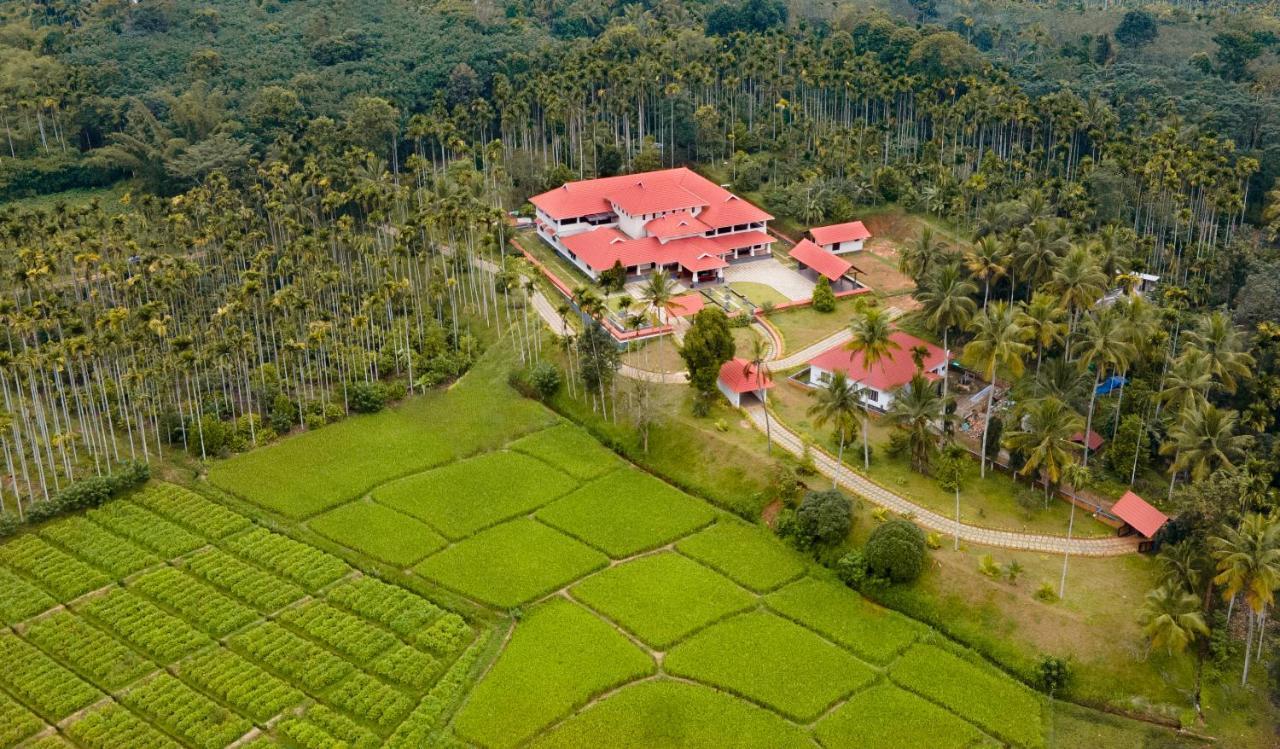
left=531, top=679, right=812, bottom=749
left=508, top=423, right=627, bottom=480
left=309, top=500, right=446, bottom=566
left=730, top=282, right=791, bottom=307
left=453, top=599, right=654, bottom=749
left=765, top=577, right=924, bottom=665
left=890, top=643, right=1046, bottom=749
left=764, top=296, right=861, bottom=354
left=536, top=469, right=717, bottom=557
left=413, top=519, right=608, bottom=608
left=814, top=684, right=994, bottom=749
left=664, top=611, right=877, bottom=722
left=675, top=521, right=806, bottom=593
left=372, top=450, right=579, bottom=540
left=208, top=350, right=555, bottom=518
left=570, top=552, right=754, bottom=648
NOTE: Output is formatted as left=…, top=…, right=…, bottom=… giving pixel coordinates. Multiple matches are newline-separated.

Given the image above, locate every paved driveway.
left=722, top=258, right=814, bottom=301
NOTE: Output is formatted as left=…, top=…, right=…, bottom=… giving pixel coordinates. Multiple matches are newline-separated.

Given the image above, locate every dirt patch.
left=761, top=499, right=783, bottom=528
left=849, top=248, right=915, bottom=297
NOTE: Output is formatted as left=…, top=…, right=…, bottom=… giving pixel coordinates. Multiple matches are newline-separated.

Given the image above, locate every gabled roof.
left=809, top=221, right=871, bottom=245
left=561, top=231, right=727, bottom=275
left=668, top=293, right=705, bottom=318
left=1111, top=490, right=1169, bottom=538
left=1070, top=430, right=1106, bottom=451
left=708, top=231, right=773, bottom=251
left=719, top=358, right=774, bottom=394
left=529, top=168, right=771, bottom=228
left=789, top=240, right=852, bottom=281
left=647, top=212, right=710, bottom=241
left=809, top=331, right=946, bottom=392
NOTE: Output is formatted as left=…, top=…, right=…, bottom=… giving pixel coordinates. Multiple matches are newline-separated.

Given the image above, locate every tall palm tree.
left=1014, top=218, right=1069, bottom=296
left=1074, top=308, right=1136, bottom=466
left=1212, top=513, right=1280, bottom=684
left=1158, top=348, right=1213, bottom=415
left=1182, top=310, right=1255, bottom=395
left=1058, top=461, right=1091, bottom=598
left=963, top=236, right=1009, bottom=308
left=1017, top=291, right=1067, bottom=375
left=640, top=270, right=678, bottom=325
left=846, top=306, right=900, bottom=469
left=1161, top=404, right=1250, bottom=495
left=1139, top=583, right=1210, bottom=656
left=961, top=301, right=1030, bottom=477
left=807, top=371, right=866, bottom=488
left=884, top=372, right=955, bottom=474
left=899, top=226, right=938, bottom=283
left=746, top=336, right=773, bottom=453
left=916, top=263, right=976, bottom=416
left=1005, top=397, right=1084, bottom=504
left=1048, top=245, right=1107, bottom=336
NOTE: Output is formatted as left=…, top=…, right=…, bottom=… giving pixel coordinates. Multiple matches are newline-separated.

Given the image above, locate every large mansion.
left=530, top=168, right=774, bottom=286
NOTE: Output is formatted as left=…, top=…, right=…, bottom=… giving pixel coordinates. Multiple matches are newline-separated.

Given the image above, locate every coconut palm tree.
left=963, top=236, right=1010, bottom=308
left=1017, top=291, right=1067, bottom=375
left=1161, top=404, right=1250, bottom=495
left=899, top=226, right=939, bottom=283
left=961, top=301, right=1030, bottom=477
left=1049, top=246, right=1108, bottom=337
left=1139, top=583, right=1210, bottom=656
left=884, top=372, right=955, bottom=474
left=640, top=269, right=679, bottom=325
left=1211, top=513, right=1280, bottom=684
left=916, top=262, right=976, bottom=416
left=746, top=336, right=773, bottom=453
left=1158, top=348, right=1213, bottom=415
left=1058, top=461, right=1091, bottom=598
left=807, top=371, right=866, bottom=488
left=1005, top=397, right=1084, bottom=504
left=1074, top=308, right=1137, bottom=466
left=1181, top=310, right=1255, bottom=395
left=846, top=305, right=900, bottom=469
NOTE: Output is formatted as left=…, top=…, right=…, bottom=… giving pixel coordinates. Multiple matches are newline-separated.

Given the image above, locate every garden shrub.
left=863, top=519, right=927, bottom=583
left=1036, top=655, right=1070, bottom=694
left=796, top=489, right=852, bottom=545
left=348, top=381, right=388, bottom=413
left=269, top=393, right=298, bottom=432
left=811, top=276, right=836, bottom=312
left=529, top=361, right=562, bottom=400
left=835, top=550, right=868, bottom=589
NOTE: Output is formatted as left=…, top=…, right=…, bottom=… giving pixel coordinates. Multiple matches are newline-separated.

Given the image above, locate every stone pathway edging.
left=743, top=405, right=1137, bottom=557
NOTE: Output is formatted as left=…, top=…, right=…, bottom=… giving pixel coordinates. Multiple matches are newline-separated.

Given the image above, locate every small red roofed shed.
left=1071, top=430, right=1105, bottom=451
left=809, top=221, right=872, bottom=253
left=718, top=358, right=773, bottom=408
left=789, top=240, right=852, bottom=282
left=1111, top=490, right=1169, bottom=546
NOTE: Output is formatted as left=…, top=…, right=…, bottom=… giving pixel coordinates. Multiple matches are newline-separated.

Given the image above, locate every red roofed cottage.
left=808, top=221, right=872, bottom=254
left=807, top=331, right=946, bottom=410
left=718, top=358, right=774, bottom=407
left=530, top=168, right=774, bottom=286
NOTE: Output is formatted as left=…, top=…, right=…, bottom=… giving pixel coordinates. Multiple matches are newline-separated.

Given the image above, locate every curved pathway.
left=743, top=405, right=1137, bottom=556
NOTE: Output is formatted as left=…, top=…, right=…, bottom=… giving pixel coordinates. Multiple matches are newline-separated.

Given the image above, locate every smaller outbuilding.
left=788, top=240, right=860, bottom=292
left=1070, top=430, right=1106, bottom=451
left=718, top=358, right=774, bottom=407
left=1110, top=490, right=1169, bottom=552
left=808, top=221, right=872, bottom=254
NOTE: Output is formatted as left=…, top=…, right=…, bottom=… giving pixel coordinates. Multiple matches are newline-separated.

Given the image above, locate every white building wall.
left=822, top=239, right=865, bottom=254
left=615, top=207, right=647, bottom=238
left=717, top=380, right=741, bottom=408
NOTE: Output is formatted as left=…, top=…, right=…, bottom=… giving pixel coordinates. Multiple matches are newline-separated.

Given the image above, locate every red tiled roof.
left=561, top=231, right=727, bottom=275
left=808, top=331, right=946, bottom=392
left=708, top=231, right=773, bottom=252
left=647, top=212, right=710, bottom=240
left=529, top=168, right=771, bottom=228
left=669, top=293, right=705, bottom=317
left=719, top=358, right=774, bottom=393
left=1111, top=490, right=1168, bottom=538
left=789, top=240, right=852, bottom=281
left=1071, top=430, right=1106, bottom=450
left=809, top=221, right=872, bottom=245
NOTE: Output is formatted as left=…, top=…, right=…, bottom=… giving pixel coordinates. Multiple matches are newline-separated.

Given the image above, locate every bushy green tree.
left=680, top=306, right=735, bottom=414
left=529, top=361, right=562, bottom=400
left=812, top=276, right=836, bottom=312
left=1114, top=11, right=1157, bottom=47
left=797, top=489, right=853, bottom=545
left=864, top=519, right=928, bottom=583
left=348, top=381, right=387, bottom=413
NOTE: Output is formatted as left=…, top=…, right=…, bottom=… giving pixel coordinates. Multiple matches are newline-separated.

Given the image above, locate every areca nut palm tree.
left=807, top=370, right=866, bottom=489
left=746, top=336, right=773, bottom=454
left=1058, top=461, right=1091, bottom=599
left=1074, top=307, right=1136, bottom=467
left=1004, top=396, right=1084, bottom=504
left=961, top=301, right=1030, bottom=477
left=1211, top=513, right=1280, bottom=684
left=845, top=305, right=900, bottom=469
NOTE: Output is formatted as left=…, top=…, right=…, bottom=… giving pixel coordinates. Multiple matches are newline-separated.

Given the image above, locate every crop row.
left=325, top=576, right=447, bottom=638
left=367, top=642, right=442, bottom=690
left=87, top=501, right=206, bottom=557
left=223, top=527, right=349, bottom=591
left=131, top=483, right=251, bottom=540
left=183, top=547, right=304, bottom=613
left=130, top=566, right=258, bottom=637
left=322, top=671, right=415, bottom=732
left=386, top=631, right=491, bottom=748
left=39, top=516, right=158, bottom=577
left=277, top=705, right=380, bottom=749
left=123, top=672, right=252, bottom=749
left=75, top=588, right=211, bottom=663
left=228, top=621, right=353, bottom=692
left=0, top=534, right=110, bottom=601
left=65, top=701, right=179, bottom=749
left=23, top=610, right=154, bottom=690
left=278, top=600, right=398, bottom=661
left=0, top=633, right=101, bottom=722
left=179, top=646, right=305, bottom=723
left=0, top=566, right=55, bottom=626
left=413, top=611, right=472, bottom=656
left=0, top=690, right=43, bottom=748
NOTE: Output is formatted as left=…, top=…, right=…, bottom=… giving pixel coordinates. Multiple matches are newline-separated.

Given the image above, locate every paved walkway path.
left=742, top=405, right=1137, bottom=556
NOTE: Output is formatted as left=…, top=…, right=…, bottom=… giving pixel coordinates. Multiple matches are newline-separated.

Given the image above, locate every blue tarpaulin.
left=1095, top=375, right=1128, bottom=395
